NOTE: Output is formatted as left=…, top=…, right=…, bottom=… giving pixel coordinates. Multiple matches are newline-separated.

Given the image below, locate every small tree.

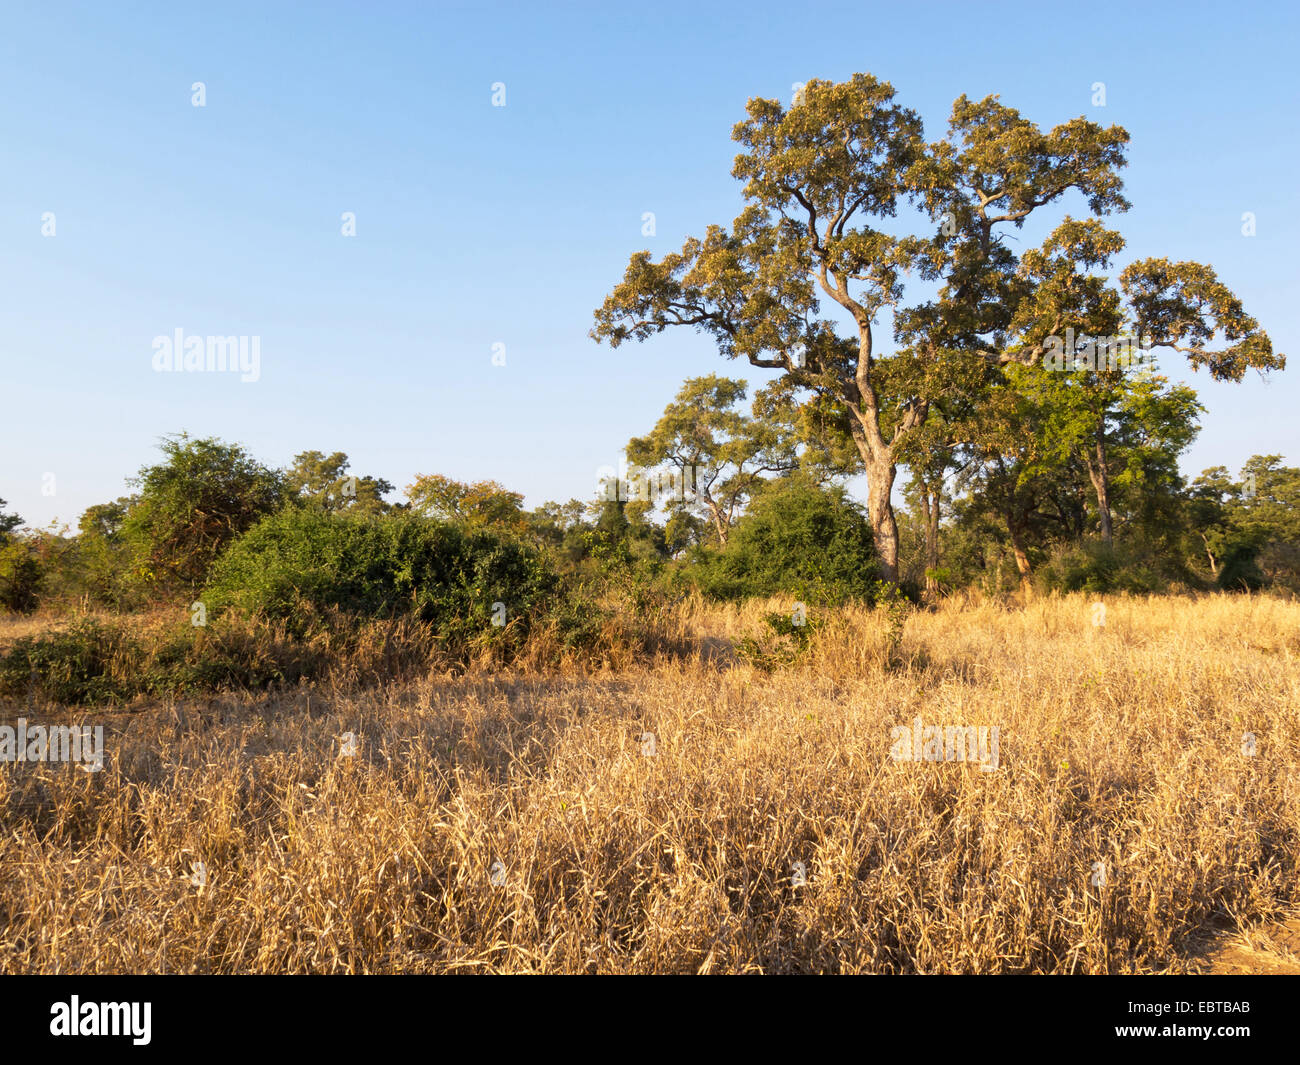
left=0, top=498, right=22, bottom=539
left=71, top=497, right=137, bottom=606
left=0, top=539, right=41, bottom=613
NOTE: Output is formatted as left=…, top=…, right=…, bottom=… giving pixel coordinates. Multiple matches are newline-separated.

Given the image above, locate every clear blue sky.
left=3, top=0, right=1297, bottom=530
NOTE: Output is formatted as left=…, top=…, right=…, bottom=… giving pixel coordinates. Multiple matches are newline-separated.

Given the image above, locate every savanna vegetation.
left=2, top=73, right=1296, bottom=975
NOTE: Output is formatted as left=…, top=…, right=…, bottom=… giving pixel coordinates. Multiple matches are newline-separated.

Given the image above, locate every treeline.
left=0, top=425, right=879, bottom=619
left=1, top=384, right=1296, bottom=629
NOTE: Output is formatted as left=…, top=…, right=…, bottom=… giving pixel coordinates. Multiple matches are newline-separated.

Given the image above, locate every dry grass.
left=1, top=593, right=1297, bottom=973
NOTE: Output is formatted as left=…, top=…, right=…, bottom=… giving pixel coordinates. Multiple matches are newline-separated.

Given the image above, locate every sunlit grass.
left=1, top=593, right=1296, bottom=973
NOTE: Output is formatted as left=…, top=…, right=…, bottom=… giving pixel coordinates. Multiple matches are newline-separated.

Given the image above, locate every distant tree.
left=1189, top=457, right=1300, bottom=590
left=0, top=539, right=41, bottom=613
left=1241, top=456, right=1300, bottom=591
left=0, top=499, right=41, bottom=614
left=625, top=375, right=796, bottom=546
left=897, top=403, right=967, bottom=595
left=287, top=450, right=393, bottom=514
left=532, top=499, right=588, bottom=532
left=0, top=498, right=23, bottom=540
left=71, top=495, right=138, bottom=606
left=519, top=499, right=592, bottom=565
left=1236, top=455, right=1300, bottom=542
left=79, top=497, right=133, bottom=540
left=950, top=363, right=1202, bottom=590
left=405, top=474, right=529, bottom=535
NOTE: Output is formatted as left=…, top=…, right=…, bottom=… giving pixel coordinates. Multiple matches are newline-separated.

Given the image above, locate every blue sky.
left=3, top=0, right=1297, bottom=530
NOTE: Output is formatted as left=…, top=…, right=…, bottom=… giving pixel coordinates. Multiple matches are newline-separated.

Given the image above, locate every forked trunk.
left=841, top=324, right=915, bottom=588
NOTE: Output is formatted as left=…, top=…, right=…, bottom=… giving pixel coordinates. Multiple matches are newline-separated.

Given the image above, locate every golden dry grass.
left=1, top=593, right=1297, bottom=973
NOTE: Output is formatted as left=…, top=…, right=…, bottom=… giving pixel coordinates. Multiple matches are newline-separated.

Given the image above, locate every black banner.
left=3, top=975, right=1294, bottom=1054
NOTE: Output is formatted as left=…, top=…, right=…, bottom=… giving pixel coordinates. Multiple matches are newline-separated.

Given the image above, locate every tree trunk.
left=700, top=489, right=728, bottom=547
left=843, top=405, right=902, bottom=585
left=1200, top=533, right=1219, bottom=578
left=831, top=322, right=924, bottom=588
left=1085, top=423, right=1114, bottom=545
left=864, top=452, right=900, bottom=584
left=1006, top=513, right=1034, bottom=596
left=843, top=326, right=905, bottom=586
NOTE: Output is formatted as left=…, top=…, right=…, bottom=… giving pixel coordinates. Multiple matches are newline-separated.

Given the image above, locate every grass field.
left=1, top=593, right=1298, bottom=973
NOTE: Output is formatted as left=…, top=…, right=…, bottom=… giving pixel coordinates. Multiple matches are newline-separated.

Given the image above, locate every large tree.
left=592, top=74, right=1281, bottom=584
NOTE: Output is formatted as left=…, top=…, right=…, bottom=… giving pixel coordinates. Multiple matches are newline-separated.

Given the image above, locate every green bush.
left=688, top=477, right=880, bottom=603
left=0, top=540, right=43, bottom=614
left=1215, top=543, right=1267, bottom=592
left=1036, top=542, right=1166, bottom=595
left=0, top=617, right=318, bottom=706
left=205, top=509, right=562, bottom=650
left=736, top=609, right=825, bottom=671
left=0, top=619, right=130, bottom=703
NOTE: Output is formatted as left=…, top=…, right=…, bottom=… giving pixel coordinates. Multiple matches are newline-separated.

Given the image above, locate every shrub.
left=0, top=619, right=131, bottom=703
left=0, top=616, right=319, bottom=706
left=205, top=509, right=562, bottom=654
left=689, top=477, right=880, bottom=603
left=1036, top=542, right=1167, bottom=595
left=1216, top=543, right=1267, bottom=592
left=736, top=609, right=825, bottom=671
left=0, top=540, right=43, bottom=614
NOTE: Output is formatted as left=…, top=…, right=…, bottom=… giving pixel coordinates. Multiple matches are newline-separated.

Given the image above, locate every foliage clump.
left=206, top=508, right=562, bottom=650
left=689, top=476, right=880, bottom=604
